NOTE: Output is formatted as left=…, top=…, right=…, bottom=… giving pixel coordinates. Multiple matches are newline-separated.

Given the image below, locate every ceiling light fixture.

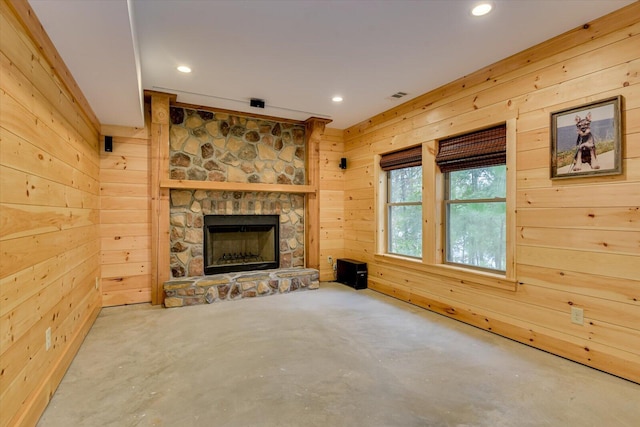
left=177, top=65, right=192, bottom=73
left=332, top=96, right=343, bottom=103
left=471, top=2, right=492, bottom=16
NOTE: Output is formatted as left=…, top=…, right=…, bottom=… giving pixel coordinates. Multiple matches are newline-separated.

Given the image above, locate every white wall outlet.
left=45, top=327, right=52, bottom=350
left=95, top=276, right=100, bottom=290
left=571, top=307, right=584, bottom=325
left=327, top=256, right=333, bottom=265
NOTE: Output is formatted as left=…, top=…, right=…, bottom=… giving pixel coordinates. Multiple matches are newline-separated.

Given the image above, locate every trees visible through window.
left=380, top=146, right=422, bottom=258
left=445, top=165, right=506, bottom=271
left=436, top=124, right=507, bottom=273
left=387, top=166, right=422, bottom=258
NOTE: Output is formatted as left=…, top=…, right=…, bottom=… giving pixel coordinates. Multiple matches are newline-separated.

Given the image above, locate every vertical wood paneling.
left=319, top=128, right=345, bottom=281
left=149, top=94, right=171, bottom=305
left=342, top=3, right=640, bottom=383
left=100, top=125, right=152, bottom=307
left=0, top=1, right=101, bottom=426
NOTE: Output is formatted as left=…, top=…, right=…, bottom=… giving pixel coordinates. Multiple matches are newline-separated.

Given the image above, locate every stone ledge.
left=163, top=267, right=319, bottom=308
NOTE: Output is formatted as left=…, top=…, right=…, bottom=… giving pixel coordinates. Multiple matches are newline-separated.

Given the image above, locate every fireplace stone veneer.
left=170, top=190, right=304, bottom=279
left=168, top=107, right=307, bottom=280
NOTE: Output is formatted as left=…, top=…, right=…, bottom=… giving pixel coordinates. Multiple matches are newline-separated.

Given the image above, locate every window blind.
left=436, top=125, right=506, bottom=173
left=379, top=146, right=422, bottom=171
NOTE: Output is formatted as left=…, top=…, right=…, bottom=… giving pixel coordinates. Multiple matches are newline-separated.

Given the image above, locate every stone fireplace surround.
left=162, top=104, right=322, bottom=307
left=169, top=189, right=305, bottom=278
left=168, top=107, right=308, bottom=280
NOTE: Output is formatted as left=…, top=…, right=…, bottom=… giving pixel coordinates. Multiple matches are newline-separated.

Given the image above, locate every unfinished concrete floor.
left=38, top=282, right=639, bottom=427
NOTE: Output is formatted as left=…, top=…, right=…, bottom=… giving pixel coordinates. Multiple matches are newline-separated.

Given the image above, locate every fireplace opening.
left=203, top=214, right=280, bottom=274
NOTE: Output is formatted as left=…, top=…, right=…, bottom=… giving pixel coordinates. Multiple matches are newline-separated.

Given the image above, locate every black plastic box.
left=336, top=259, right=367, bottom=290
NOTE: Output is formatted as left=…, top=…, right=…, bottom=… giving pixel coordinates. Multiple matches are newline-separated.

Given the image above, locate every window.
left=445, top=165, right=506, bottom=271
left=437, top=125, right=506, bottom=273
left=380, top=146, right=422, bottom=258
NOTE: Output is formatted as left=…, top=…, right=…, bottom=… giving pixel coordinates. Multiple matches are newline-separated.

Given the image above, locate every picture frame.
left=550, top=96, right=622, bottom=179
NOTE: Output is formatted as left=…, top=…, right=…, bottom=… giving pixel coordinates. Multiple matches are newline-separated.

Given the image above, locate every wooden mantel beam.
left=305, top=117, right=333, bottom=270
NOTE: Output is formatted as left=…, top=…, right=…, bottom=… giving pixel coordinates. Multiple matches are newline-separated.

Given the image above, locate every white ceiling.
left=29, top=0, right=634, bottom=130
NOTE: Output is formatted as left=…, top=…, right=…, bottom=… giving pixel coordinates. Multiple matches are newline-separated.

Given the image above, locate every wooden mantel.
left=147, top=91, right=331, bottom=304
left=159, top=179, right=316, bottom=194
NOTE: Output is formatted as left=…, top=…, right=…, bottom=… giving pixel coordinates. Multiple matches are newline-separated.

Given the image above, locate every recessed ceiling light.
left=177, top=65, right=192, bottom=73
left=472, top=3, right=492, bottom=16
left=332, top=96, right=343, bottom=103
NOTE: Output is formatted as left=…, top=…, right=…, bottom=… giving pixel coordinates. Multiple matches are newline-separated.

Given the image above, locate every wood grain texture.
left=100, top=132, right=152, bottom=307
left=319, top=128, right=345, bottom=281
left=149, top=94, right=171, bottom=305
left=342, top=2, right=640, bottom=383
left=160, top=179, right=315, bottom=194
left=0, top=2, right=101, bottom=426
left=305, top=117, right=332, bottom=271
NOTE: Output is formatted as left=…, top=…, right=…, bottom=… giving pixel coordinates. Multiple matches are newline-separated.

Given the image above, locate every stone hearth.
left=163, top=268, right=319, bottom=308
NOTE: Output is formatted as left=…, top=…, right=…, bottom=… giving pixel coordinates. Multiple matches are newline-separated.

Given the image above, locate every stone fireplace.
left=147, top=93, right=330, bottom=306
left=169, top=190, right=304, bottom=278
left=168, top=107, right=307, bottom=279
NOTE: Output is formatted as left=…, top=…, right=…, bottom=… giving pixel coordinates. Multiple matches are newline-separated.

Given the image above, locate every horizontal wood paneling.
left=0, top=1, right=101, bottom=426
left=342, top=2, right=640, bottom=383
left=100, top=126, right=152, bottom=307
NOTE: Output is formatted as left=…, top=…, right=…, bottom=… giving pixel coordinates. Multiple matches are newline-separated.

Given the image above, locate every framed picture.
left=550, top=96, right=622, bottom=179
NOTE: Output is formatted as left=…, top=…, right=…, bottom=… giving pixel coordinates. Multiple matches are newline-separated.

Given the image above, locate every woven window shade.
left=380, top=146, right=422, bottom=171
left=436, top=125, right=506, bottom=173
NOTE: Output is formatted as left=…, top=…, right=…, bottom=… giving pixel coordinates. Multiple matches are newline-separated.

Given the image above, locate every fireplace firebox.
left=203, top=215, right=280, bottom=275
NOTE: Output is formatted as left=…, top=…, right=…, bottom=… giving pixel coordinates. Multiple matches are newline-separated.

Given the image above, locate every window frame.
left=443, top=165, right=507, bottom=274
left=374, top=118, right=517, bottom=292
left=386, top=166, right=422, bottom=259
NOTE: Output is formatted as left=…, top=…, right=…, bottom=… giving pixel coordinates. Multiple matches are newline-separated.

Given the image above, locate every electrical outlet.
left=328, top=256, right=333, bottom=265
left=571, top=307, right=584, bottom=325
left=45, top=327, right=52, bottom=350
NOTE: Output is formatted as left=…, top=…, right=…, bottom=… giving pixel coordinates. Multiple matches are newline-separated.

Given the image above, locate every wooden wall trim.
left=160, top=179, right=316, bottom=194
left=150, top=93, right=171, bottom=305
left=4, top=0, right=100, bottom=133
left=173, top=100, right=306, bottom=125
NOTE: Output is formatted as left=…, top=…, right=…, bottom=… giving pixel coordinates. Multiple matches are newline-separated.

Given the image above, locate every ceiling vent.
left=388, top=91, right=408, bottom=100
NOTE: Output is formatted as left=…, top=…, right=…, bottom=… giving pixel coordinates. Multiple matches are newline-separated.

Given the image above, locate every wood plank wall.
left=0, top=1, right=102, bottom=425
left=100, top=122, right=152, bottom=306
left=341, top=3, right=640, bottom=382
left=319, top=128, right=345, bottom=281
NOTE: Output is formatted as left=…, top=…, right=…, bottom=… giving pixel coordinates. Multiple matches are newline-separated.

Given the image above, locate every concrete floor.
left=38, top=283, right=639, bottom=427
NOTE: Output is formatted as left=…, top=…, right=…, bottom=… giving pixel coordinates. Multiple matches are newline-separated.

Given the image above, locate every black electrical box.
left=336, top=259, right=367, bottom=290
